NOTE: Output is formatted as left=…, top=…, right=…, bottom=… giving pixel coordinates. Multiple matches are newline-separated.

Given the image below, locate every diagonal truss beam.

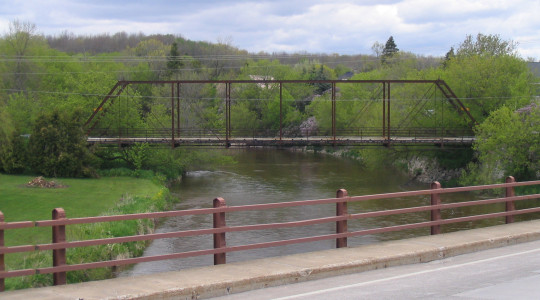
left=434, top=80, right=477, bottom=126
left=84, top=79, right=476, bottom=137
left=84, top=82, right=128, bottom=134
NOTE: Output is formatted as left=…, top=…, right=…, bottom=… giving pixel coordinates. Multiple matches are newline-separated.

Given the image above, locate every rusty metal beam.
left=279, top=82, right=283, bottom=142
left=171, top=83, right=175, bottom=148
left=85, top=82, right=128, bottom=134
left=177, top=82, right=181, bottom=137
left=84, top=79, right=476, bottom=143
left=383, top=82, right=386, bottom=139
left=435, top=80, right=477, bottom=126
left=332, top=82, right=336, bottom=145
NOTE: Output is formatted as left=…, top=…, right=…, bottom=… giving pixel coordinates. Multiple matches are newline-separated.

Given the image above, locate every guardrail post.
left=505, top=176, right=516, bottom=224
left=1, top=211, right=5, bottom=291
left=213, top=198, right=227, bottom=265
left=52, top=208, right=66, bottom=286
left=336, top=189, right=348, bottom=248
left=430, top=182, right=441, bottom=235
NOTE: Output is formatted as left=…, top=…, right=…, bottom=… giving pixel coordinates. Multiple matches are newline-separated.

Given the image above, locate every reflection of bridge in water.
left=85, top=79, right=477, bottom=148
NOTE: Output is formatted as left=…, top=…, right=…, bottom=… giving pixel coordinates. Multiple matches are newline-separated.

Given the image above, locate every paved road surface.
left=213, top=239, right=540, bottom=300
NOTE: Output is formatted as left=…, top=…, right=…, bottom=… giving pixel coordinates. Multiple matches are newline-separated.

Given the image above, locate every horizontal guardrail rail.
left=1, top=176, right=539, bottom=291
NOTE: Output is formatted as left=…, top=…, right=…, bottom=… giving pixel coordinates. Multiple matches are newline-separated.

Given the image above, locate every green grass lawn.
left=0, top=174, right=168, bottom=289
left=0, top=174, right=162, bottom=246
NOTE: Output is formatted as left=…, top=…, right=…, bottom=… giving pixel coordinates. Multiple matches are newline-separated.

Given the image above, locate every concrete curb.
left=3, top=220, right=540, bottom=299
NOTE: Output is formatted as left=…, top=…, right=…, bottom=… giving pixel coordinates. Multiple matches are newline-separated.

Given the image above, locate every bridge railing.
left=1, top=177, right=539, bottom=291
left=88, top=127, right=474, bottom=140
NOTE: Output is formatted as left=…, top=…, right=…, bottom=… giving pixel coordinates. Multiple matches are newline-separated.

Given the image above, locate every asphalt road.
left=212, top=239, right=540, bottom=300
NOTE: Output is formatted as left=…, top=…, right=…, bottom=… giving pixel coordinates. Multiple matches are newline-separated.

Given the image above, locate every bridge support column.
left=506, top=176, right=516, bottom=224
left=213, top=198, right=227, bottom=265
left=336, top=189, right=348, bottom=248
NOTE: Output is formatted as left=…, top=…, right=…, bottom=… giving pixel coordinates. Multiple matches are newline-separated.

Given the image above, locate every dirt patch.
left=25, top=176, right=67, bottom=189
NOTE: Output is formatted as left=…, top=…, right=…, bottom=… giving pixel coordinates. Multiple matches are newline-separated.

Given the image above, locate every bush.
left=0, top=108, right=26, bottom=173
left=27, top=109, right=96, bottom=177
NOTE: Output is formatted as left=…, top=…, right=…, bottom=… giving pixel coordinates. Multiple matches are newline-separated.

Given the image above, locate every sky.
left=1, top=0, right=540, bottom=59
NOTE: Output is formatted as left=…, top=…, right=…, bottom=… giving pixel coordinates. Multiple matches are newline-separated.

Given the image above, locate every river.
left=122, top=148, right=499, bottom=277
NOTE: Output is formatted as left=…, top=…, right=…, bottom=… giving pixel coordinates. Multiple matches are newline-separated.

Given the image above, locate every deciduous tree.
left=461, top=105, right=539, bottom=185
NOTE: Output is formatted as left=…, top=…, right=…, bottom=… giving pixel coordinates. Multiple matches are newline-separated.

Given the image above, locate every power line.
left=0, top=54, right=418, bottom=64
left=1, top=88, right=533, bottom=102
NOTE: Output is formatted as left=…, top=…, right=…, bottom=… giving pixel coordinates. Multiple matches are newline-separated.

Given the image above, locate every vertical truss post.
left=440, top=84, right=445, bottom=148
left=171, top=83, right=175, bottom=148
left=387, top=82, right=391, bottom=144
left=382, top=82, right=386, bottom=140
left=279, top=82, right=283, bottom=143
left=332, top=82, right=336, bottom=145
left=225, top=83, right=231, bottom=148
left=177, top=82, right=181, bottom=137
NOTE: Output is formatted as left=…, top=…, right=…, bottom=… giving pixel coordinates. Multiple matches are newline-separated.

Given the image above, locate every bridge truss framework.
left=84, top=79, right=477, bottom=148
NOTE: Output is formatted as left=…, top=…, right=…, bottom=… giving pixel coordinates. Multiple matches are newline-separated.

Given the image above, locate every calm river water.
left=123, top=149, right=498, bottom=277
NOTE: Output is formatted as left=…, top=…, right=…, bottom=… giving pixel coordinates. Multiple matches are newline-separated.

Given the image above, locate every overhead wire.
left=0, top=88, right=532, bottom=102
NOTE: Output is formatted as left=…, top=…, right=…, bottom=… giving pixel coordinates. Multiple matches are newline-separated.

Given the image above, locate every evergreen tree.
left=308, top=65, right=333, bottom=95
left=382, top=36, right=399, bottom=63
left=166, top=42, right=183, bottom=76
left=442, top=47, right=455, bottom=69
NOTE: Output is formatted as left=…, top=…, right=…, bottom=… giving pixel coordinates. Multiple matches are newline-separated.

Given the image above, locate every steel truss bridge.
left=84, top=79, right=477, bottom=148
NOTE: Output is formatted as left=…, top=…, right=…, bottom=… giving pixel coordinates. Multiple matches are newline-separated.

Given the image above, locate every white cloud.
left=0, top=0, right=539, bottom=59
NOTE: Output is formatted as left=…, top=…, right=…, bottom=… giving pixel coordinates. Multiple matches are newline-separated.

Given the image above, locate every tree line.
left=0, top=20, right=538, bottom=184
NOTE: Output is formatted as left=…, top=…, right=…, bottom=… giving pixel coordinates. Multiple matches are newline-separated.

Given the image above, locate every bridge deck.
left=87, top=136, right=475, bottom=147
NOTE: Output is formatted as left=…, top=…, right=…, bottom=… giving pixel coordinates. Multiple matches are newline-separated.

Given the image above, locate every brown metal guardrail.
left=1, top=176, right=539, bottom=291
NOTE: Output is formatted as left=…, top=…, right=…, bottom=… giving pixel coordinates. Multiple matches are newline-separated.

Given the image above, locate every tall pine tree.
left=382, top=36, right=399, bottom=63
left=166, top=42, right=183, bottom=76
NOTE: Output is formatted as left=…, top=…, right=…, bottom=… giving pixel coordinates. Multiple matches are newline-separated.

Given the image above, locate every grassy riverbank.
left=0, top=173, right=173, bottom=290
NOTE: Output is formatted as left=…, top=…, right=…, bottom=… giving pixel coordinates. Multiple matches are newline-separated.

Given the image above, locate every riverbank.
left=296, top=146, right=465, bottom=185
left=0, top=173, right=173, bottom=290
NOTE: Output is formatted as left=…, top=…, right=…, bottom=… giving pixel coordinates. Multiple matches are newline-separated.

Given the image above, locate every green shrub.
left=27, top=109, right=96, bottom=177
